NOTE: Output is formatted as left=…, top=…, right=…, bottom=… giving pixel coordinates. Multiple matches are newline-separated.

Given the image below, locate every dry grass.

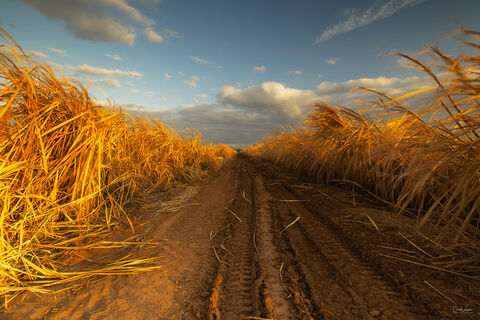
left=0, top=28, right=236, bottom=307
left=244, top=27, right=480, bottom=277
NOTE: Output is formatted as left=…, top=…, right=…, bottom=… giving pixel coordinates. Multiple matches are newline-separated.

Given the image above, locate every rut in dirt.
left=269, top=184, right=428, bottom=319
left=204, top=158, right=431, bottom=320
left=207, top=163, right=279, bottom=319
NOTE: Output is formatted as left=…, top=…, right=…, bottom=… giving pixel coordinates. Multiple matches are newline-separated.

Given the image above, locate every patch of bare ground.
left=255, top=158, right=480, bottom=319
left=2, top=157, right=480, bottom=319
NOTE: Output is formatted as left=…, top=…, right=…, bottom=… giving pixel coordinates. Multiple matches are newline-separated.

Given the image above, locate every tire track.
left=264, top=180, right=432, bottom=319
left=270, top=202, right=327, bottom=319
left=253, top=175, right=299, bottom=319
left=207, top=162, right=263, bottom=319
left=207, top=160, right=300, bottom=319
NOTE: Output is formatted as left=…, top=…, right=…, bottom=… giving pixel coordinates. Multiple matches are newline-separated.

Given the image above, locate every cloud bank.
left=218, top=82, right=317, bottom=120
left=118, top=74, right=432, bottom=148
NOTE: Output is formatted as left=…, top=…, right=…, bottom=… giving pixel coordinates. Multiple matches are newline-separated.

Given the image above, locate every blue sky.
left=1, top=0, right=480, bottom=147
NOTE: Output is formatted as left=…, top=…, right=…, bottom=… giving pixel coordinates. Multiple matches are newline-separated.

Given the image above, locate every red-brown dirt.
left=2, top=157, right=480, bottom=319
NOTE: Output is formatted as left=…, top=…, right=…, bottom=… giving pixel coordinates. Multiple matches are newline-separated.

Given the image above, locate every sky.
left=1, top=0, right=480, bottom=148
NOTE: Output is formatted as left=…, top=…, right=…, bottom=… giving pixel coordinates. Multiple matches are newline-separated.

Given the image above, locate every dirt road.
left=3, top=157, right=480, bottom=319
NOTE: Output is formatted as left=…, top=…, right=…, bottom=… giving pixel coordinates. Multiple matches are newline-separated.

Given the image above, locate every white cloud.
left=0, top=46, right=49, bottom=62
left=253, top=65, right=266, bottom=73
left=313, top=75, right=435, bottom=109
left=163, top=73, right=174, bottom=80
left=143, top=27, right=163, bottom=43
left=326, top=58, right=339, bottom=65
left=47, top=47, right=68, bottom=56
left=177, top=71, right=184, bottom=76
left=75, top=64, right=142, bottom=78
left=184, top=80, right=197, bottom=87
left=144, top=91, right=155, bottom=98
left=218, top=82, right=318, bottom=120
left=195, top=94, right=209, bottom=99
left=47, top=62, right=64, bottom=73
left=157, top=97, right=167, bottom=101
left=214, top=76, right=427, bottom=122
left=316, top=0, right=426, bottom=43
left=188, top=56, right=222, bottom=69
left=164, top=28, right=180, bottom=38
left=191, top=75, right=200, bottom=81
left=90, top=78, right=121, bottom=88
left=129, top=88, right=139, bottom=94
left=189, top=56, right=208, bottom=64
left=29, top=50, right=49, bottom=59
left=288, top=70, right=303, bottom=76
left=106, top=53, right=122, bottom=61
left=316, top=76, right=420, bottom=96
